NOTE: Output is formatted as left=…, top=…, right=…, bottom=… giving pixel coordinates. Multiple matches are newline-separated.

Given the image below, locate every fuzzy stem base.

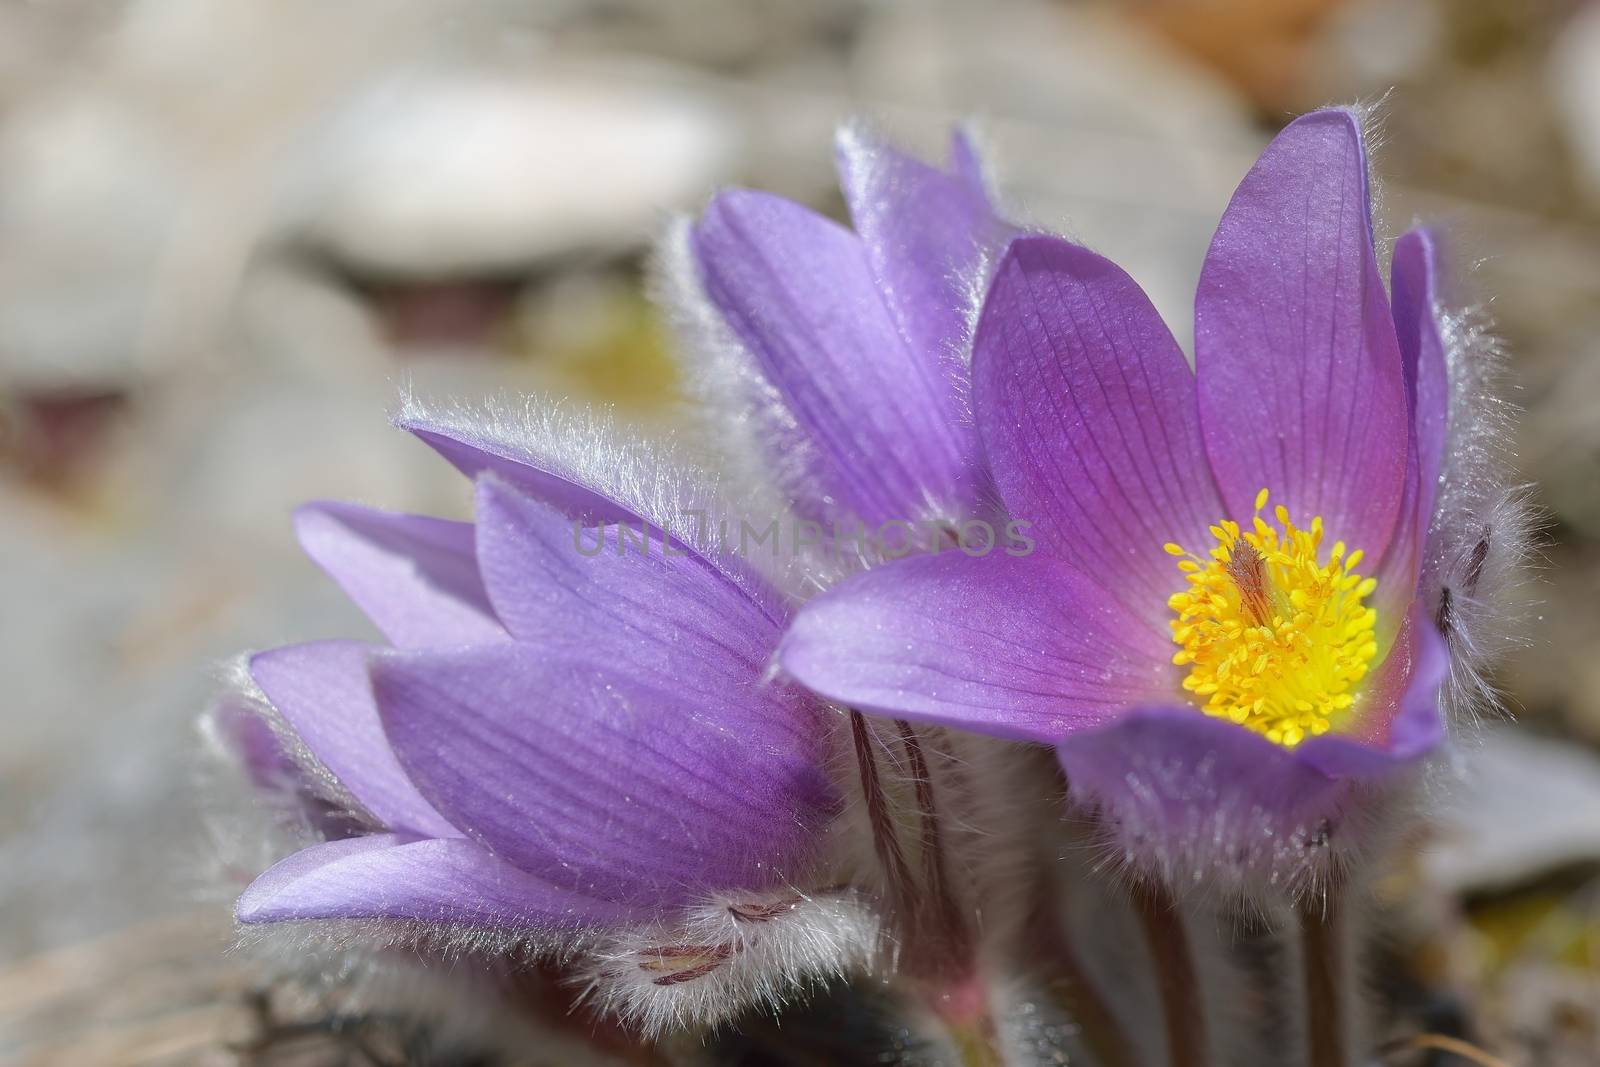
left=1131, top=880, right=1208, bottom=1067
left=1036, top=908, right=1137, bottom=1067
left=1048, top=948, right=1138, bottom=1067
left=1301, top=894, right=1347, bottom=1067
left=924, top=972, right=1004, bottom=1067
left=948, top=1020, right=1006, bottom=1067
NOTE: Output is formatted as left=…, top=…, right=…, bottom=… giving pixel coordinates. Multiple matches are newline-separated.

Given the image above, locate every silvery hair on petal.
left=576, top=886, right=880, bottom=1038
left=393, top=385, right=796, bottom=615
left=1422, top=292, right=1537, bottom=725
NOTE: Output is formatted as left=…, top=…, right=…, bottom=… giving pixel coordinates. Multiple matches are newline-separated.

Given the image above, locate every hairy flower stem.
left=1022, top=830, right=1137, bottom=1067
left=852, top=713, right=1004, bottom=1065
left=1301, top=892, right=1348, bottom=1067
left=895, top=721, right=971, bottom=971
left=849, top=708, right=917, bottom=923
left=898, top=726, right=1006, bottom=1066
left=1035, top=906, right=1137, bottom=1067
left=1131, top=880, right=1208, bottom=1067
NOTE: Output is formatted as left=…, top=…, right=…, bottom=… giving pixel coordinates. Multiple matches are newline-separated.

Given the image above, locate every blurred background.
left=0, top=0, right=1596, bottom=1063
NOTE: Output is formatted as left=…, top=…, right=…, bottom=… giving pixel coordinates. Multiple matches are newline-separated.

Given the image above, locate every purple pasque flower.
left=682, top=123, right=1011, bottom=540
left=779, top=109, right=1453, bottom=893
left=234, top=407, right=836, bottom=931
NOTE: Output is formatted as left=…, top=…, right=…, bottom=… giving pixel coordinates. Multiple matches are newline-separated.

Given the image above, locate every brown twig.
left=1377, top=1033, right=1514, bottom=1067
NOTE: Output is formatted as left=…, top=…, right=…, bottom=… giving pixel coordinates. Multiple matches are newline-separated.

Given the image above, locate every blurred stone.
left=1487, top=962, right=1600, bottom=1067
left=1498, top=544, right=1600, bottom=739
left=1428, top=729, right=1600, bottom=895
left=1551, top=0, right=1600, bottom=207
left=538, top=0, right=864, bottom=72
left=1131, top=0, right=1354, bottom=113
left=0, top=93, right=188, bottom=389
left=0, top=387, right=133, bottom=489
left=1317, top=0, right=1443, bottom=89
left=287, top=69, right=739, bottom=277
left=1308, top=0, right=1588, bottom=218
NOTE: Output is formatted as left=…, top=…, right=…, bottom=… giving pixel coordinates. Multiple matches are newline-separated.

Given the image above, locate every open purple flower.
left=779, top=110, right=1453, bottom=892
left=234, top=411, right=835, bottom=931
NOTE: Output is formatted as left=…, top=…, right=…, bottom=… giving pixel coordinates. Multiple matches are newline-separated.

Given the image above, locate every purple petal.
left=294, top=502, right=504, bottom=648
left=973, top=234, right=1225, bottom=627
left=371, top=644, right=834, bottom=909
left=211, top=695, right=366, bottom=839
left=779, top=552, right=1179, bottom=743
left=1371, top=229, right=1452, bottom=640
left=835, top=124, right=1007, bottom=394
left=691, top=188, right=977, bottom=526
left=472, top=477, right=780, bottom=683
left=1058, top=706, right=1354, bottom=890
left=213, top=694, right=300, bottom=792
left=236, top=834, right=630, bottom=928
left=1390, top=228, right=1450, bottom=532
left=249, top=641, right=459, bottom=839
left=1195, top=109, right=1408, bottom=566
left=1060, top=706, right=1345, bottom=822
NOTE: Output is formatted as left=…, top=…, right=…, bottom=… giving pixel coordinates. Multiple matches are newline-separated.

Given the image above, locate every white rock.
left=1550, top=0, right=1600, bottom=204
left=286, top=69, right=738, bottom=275
left=1427, top=728, right=1600, bottom=895
left=0, top=94, right=187, bottom=388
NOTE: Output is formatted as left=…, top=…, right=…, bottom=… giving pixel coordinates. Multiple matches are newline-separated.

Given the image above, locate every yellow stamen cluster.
left=1163, top=489, right=1379, bottom=748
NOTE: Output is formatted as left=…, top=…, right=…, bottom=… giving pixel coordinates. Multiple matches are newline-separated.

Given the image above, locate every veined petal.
left=236, top=834, right=630, bottom=928
left=371, top=644, right=834, bottom=909
left=973, top=235, right=1224, bottom=629
left=294, top=502, right=504, bottom=648
left=472, top=477, right=779, bottom=685
left=1371, top=229, right=1452, bottom=642
left=1391, top=228, right=1450, bottom=532
left=249, top=641, right=459, bottom=839
left=1299, top=603, right=1447, bottom=776
left=779, top=552, right=1178, bottom=743
left=835, top=124, right=1007, bottom=390
left=691, top=188, right=977, bottom=527
left=1195, top=109, right=1408, bottom=566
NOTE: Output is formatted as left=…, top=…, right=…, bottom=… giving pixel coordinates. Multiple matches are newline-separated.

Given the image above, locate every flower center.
left=1163, top=489, right=1379, bottom=748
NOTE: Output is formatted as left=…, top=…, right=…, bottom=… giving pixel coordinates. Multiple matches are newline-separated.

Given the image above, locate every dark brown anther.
left=638, top=944, right=734, bottom=986
left=649, top=962, right=724, bottom=986
left=728, top=897, right=801, bottom=923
